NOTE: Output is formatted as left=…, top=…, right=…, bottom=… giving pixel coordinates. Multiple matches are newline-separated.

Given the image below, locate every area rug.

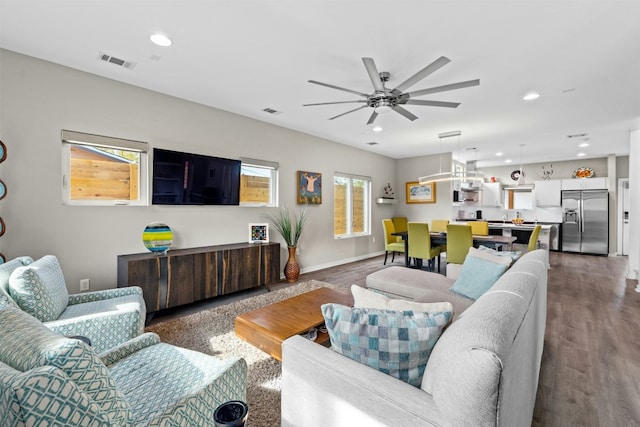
left=145, top=280, right=348, bottom=427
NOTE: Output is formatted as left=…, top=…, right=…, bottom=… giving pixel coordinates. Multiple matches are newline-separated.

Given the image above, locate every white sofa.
left=281, top=249, right=548, bottom=426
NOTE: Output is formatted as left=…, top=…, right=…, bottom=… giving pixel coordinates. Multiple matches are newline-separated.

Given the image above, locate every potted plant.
left=266, top=205, right=309, bottom=282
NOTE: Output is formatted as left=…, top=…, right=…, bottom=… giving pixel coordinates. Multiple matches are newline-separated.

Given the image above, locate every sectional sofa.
left=281, top=249, right=548, bottom=426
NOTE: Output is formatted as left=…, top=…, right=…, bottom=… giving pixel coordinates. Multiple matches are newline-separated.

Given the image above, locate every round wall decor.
left=142, top=222, right=173, bottom=254
left=0, top=179, right=6, bottom=201
left=0, top=140, right=6, bottom=163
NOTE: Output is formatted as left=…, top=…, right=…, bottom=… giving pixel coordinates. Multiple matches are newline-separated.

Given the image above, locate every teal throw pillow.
left=8, top=255, right=69, bottom=322
left=321, top=303, right=452, bottom=387
left=450, top=252, right=509, bottom=300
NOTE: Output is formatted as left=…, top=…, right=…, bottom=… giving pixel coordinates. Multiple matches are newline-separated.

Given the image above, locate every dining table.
left=391, top=231, right=517, bottom=268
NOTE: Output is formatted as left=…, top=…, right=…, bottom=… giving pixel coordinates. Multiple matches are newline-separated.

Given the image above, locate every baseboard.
left=291, top=251, right=385, bottom=277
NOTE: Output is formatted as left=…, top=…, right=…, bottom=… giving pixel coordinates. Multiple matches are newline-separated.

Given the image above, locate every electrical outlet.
left=80, top=279, right=90, bottom=291
left=372, top=237, right=376, bottom=243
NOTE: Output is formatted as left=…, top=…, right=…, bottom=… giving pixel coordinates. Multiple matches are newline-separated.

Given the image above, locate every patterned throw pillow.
left=321, top=303, right=452, bottom=387
left=8, top=255, right=69, bottom=322
left=450, top=247, right=511, bottom=300
left=0, top=256, right=34, bottom=309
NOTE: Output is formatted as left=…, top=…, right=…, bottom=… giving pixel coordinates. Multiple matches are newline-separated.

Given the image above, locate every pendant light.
left=418, top=131, right=484, bottom=184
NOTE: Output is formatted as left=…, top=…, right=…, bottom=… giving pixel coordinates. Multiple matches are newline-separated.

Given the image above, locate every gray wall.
left=0, top=49, right=396, bottom=292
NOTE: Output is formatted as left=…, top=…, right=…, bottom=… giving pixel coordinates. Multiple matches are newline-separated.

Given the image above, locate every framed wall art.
left=297, top=170, right=322, bottom=204
left=406, top=181, right=436, bottom=204
left=248, top=223, right=269, bottom=244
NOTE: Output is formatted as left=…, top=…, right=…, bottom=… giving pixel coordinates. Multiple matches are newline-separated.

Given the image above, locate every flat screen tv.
left=152, top=148, right=241, bottom=205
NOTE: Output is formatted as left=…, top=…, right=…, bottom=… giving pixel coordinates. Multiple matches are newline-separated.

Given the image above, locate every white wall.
left=0, top=49, right=396, bottom=292
left=628, top=130, right=640, bottom=279
left=394, top=154, right=454, bottom=222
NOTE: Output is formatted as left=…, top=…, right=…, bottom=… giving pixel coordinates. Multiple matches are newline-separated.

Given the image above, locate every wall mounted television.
left=152, top=148, right=241, bottom=205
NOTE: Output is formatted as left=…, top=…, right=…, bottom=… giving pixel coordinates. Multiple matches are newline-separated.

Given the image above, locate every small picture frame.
left=406, top=181, right=436, bottom=204
left=248, top=223, right=269, bottom=244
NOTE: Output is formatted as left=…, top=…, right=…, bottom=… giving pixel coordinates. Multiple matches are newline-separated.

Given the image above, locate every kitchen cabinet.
left=481, top=182, right=502, bottom=207
left=561, top=177, right=607, bottom=190
left=534, top=180, right=561, bottom=207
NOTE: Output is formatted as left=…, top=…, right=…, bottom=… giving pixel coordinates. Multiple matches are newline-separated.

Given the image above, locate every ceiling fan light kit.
left=304, top=56, right=479, bottom=124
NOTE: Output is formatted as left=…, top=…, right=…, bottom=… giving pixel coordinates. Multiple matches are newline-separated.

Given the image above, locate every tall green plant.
left=266, top=205, right=309, bottom=247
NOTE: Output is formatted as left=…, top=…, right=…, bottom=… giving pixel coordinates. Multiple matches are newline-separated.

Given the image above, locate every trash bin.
left=213, top=400, right=249, bottom=427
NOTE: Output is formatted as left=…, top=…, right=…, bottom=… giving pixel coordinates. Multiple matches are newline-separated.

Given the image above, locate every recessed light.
left=523, top=92, right=540, bottom=101
left=496, top=152, right=503, bottom=156
left=150, top=33, right=172, bottom=47
left=577, top=152, right=587, bottom=157
left=505, top=159, right=513, bottom=163
left=373, top=126, right=383, bottom=132
left=578, top=142, right=590, bottom=148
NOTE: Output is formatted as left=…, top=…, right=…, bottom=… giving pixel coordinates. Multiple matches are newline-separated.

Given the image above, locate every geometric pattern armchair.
left=0, top=306, right=247, bottom=426
left=0, top=255, right=146, bottom=353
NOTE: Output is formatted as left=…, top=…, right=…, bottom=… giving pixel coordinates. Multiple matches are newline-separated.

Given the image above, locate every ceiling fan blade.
left=328, top=105, right=369, bottom=120
left=392, top=56, right=451, bottom=93
left=303, top=100, right=367, bottom=106
left=407, top=79, right=480, bottom=98
left=308, top=80, right=369, bottom=97
left=366, top=110, right=378, bottom=125
left=392, top=105, right=418, bottom=121
left=403, top=99, right=460, bottom=108
left=362, top=57, right=385, bottom=92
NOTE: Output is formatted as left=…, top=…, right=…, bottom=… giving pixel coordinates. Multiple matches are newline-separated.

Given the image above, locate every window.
left=334, top=172, right=371, bottom=238
left=61, top=130, right=148, bottom=206
left=240, top=158, right=279, bottom=207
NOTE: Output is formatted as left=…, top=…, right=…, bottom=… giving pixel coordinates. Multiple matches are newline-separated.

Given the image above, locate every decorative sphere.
left=142, top=222, right=173, bottom=253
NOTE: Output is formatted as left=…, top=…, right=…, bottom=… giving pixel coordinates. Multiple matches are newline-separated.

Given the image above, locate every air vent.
left=98, top=52, right=136, bottom=70
left=262, top=107, right=282, bottom=115
left=567, top=133, right=588, bottom=139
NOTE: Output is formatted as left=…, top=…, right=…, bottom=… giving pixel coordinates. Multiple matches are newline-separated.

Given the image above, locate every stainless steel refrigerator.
left=561, top=189, right=608, bottom=255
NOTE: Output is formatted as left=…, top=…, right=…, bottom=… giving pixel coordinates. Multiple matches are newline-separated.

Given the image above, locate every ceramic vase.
left=284, top=246, right=300, bottom=283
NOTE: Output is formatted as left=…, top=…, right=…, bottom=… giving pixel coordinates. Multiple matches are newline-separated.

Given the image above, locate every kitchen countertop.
left=487, top=223, right=553, bottom=230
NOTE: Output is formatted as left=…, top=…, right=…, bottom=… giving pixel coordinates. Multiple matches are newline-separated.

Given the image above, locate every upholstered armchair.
left=0, top=255, right=145, bottom=353
left=0, top=306, right=247, bottom=426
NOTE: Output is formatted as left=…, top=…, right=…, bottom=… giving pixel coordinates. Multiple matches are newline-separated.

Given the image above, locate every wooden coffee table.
left=235, top=287, right=353, bottom=361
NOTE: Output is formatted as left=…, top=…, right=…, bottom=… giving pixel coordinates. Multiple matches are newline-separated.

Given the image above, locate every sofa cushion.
left=450, top=247, right=511, bottom=300
left=352, top=284, right=454, bottom=316
left=321, top=303, right=452, bottom=387
left=366, top=266, right=455, bottom=300
left=0, top=306, right=132, bottom=425
left=8, top=255, right=69, bottom=321
left=0, top=256, right=34, bottom=309
left=413, top=288, right=474, bottom=321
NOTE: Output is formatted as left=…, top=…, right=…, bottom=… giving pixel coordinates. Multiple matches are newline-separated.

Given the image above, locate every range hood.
left=459, top=161, right=484, bottom=191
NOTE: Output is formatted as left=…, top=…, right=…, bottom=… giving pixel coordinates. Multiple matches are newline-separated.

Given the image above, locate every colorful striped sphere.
left=142, top=222, right=173, bottom=253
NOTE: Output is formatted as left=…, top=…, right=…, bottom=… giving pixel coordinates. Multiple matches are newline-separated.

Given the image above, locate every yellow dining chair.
left=528, top=225, right=542, bottom=251
left=446, top=224, right=473, bottom=264
left=431, top=219, right=449, bottom=255
left=431, top=219, right=449, bottom=233
left=391, top=216, right=408, bottom=243
left=467, top=221, right=489, bottom=236
left=382, top=219, right=405, bottom=265
left=407, top=222, right=441, bottom=272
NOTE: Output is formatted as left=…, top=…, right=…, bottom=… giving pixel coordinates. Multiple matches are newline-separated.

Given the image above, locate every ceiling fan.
left=303, top=56, right=479, bottom=125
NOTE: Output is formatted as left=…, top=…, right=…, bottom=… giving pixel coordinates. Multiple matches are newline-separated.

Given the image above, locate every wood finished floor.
left=277, top=251, right=640, bottom=426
